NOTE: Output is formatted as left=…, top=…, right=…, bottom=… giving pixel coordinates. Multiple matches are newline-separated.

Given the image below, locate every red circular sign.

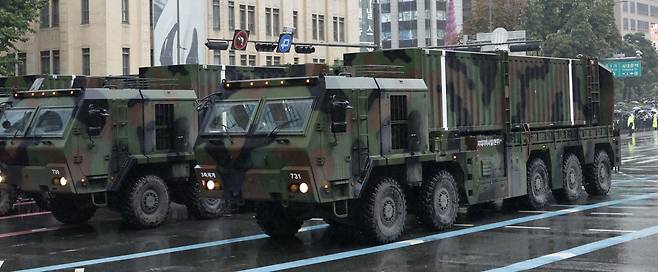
left=231, top=30, right=250, bottom=50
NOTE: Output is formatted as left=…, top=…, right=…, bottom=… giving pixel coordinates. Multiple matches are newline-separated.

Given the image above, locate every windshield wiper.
left=266, top=118, right=301, bottom=140
left=213, top=123, right=236, bottom=144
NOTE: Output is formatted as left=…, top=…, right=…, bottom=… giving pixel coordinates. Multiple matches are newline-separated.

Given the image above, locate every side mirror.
left=86, top=105, right=109, bottom=136
left=330, top=96, right=352, bottom=133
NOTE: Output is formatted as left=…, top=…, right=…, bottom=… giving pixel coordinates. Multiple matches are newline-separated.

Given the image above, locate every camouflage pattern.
left=195, top=49, right=620, bottom=232
left=0, top=86, right=197, bottom=196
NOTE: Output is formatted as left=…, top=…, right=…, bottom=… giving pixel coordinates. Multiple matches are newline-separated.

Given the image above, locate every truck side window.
left=390, top=95, right=408, bottom=150
left=155, top=104, right=174, bottom=150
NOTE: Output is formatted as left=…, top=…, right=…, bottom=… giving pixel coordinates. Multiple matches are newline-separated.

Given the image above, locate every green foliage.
left=0, top=0, right=44, bottom=75
left=617, top=33, right=658, bottom=100
left=463, top=0, right=527, bottom=37
left=524, top=0, right=622, bottom=58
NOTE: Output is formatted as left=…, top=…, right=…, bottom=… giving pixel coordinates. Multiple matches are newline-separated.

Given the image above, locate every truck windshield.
left=255, top=98, right=314, bottom=134
left=202, top=101, right=258, bottom=134
left=29, top=107, right=75, bottom=137
left=0, top=108, right=35, bottom=137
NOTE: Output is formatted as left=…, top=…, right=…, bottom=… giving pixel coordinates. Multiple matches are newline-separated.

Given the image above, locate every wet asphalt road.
left=2, top=132, right=658, bottom=272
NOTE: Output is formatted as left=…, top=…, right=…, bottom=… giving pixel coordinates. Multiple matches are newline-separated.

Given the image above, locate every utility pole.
left=176, top=0, right=181, bottom=64
left=372, top=0, right=381, bottom=50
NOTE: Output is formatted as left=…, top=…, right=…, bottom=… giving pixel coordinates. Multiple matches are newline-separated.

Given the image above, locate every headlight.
left=59, top=177, right=68, bottom=186
left=299, top=182, right=309, bottom=194
left=206, top=180, right=216, bottom=190
left=0, top=175, right=5, bottom=183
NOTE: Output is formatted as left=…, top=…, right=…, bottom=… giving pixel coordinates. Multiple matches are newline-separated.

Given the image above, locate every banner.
left=153, top=0, right=207, bottom=65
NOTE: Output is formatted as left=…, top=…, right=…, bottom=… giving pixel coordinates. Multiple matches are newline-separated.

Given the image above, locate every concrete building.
left=10, top=0, right=360, bottom=76
left=378, top=0, right=463, bottom=49
left=614, top=0, right=658, bottom=38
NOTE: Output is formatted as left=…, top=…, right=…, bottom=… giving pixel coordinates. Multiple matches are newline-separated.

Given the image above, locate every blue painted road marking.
left=240, top=192, right=658, bottom=272
left=485, top=225, right=658, bottom=271
left=14, top=224, right=328, bottom=272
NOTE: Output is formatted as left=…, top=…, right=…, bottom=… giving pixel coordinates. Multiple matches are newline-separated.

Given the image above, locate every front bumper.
left=195, top=166, right=320, bottom=203
left=2, top=164, right=84, bottom=194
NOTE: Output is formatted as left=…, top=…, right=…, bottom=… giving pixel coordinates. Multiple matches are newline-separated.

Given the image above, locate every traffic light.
left=295, top=46, right=315, bottom=54
left=205, top=40, right=229, bottom=50
left=255, top=43, right=278, bottom=52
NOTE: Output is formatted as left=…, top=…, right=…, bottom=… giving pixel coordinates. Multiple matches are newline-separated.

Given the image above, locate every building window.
left=122, top=0, right=129, bottom=23
left=82, top=48, right=90, bottom=75
left=213, top=50, right=221, bottom=64
left=52, top=0, right=59, bottom=27
left=339, top=17, right=345, bottom=42
left=630, top=1, right=636, bottom=13
left=81, top=0, right=90, bottom=24
left=248, top=6, right=255, bottom=33
left=240, top=54, right=247, bottom=66
left=16, top=53, right=27, bottom=76
left=266, top=8, right=272, bottom=36
left=273, top=56, right=281, bottom=65
left=623, top=18, right=629, bottom=30
left=638, top=3, right=649, bottom=15
left=294, top=57, right=299, bottom=64
left=228, top=1, right=235, bottom=31
left=239, top=5, right=246, bottom=30
left=319, top=15, right=325, bottom=41
left=623, top=1, right=628, bottom=12
left=155, top=104, right=175, bottom=151
left=41, top=51, right=51, bottom=74
left=213, top=0, right=220, bottom=30
left=638, top=20, right=650, bottom=33
left=248, top=55, right=256, bottom=66
left=312, top=14, right=318, bottom=40
left=293, top=11, right=298, bottom=30
left=273, top=8, right=280, bottom=35
left=631, top=19, right=636, bottom=31
left=229, top=50, right=236, bottom=65
left=122, top=48, right=130, bottom=75
left=312, top=58, right=326, bottom=64
left=333, top=17, right=338, bottom=41
left=651, top=6, right=658, bottom=17
left=40, top=1, right=50, bottom=28
left=266, top=56, right=272, bottom=66
left=52, top=50, right=60, bottom=74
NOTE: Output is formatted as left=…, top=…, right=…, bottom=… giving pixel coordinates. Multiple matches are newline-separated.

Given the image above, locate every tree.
left=0, top=0, right=44, bottom=75
left=463, top=0, right=527, bottom=37
left=524, top=0, right=622, bottom=58
left=444, top=0, right=459, bottom=45
left=617, top=33, right=658, bottom=100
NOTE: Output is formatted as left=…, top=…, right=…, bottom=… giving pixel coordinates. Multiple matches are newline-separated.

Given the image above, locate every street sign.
left=231, top=30, right=250, bottom=50
left=600, top=58, right=642, bottom=78
left=277, top=33, right=294, bottom=53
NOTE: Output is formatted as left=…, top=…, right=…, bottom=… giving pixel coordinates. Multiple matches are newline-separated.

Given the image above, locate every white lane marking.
left=504, top=225, right=550, bottom=230
left=518, top=210, right=548, bottom=214
left=309, top=218, right=324, bottom=221
left=0, top=260, right=4, bottom=269
left=590, top=212, right=634, bottom=216
left=588, top=228, right=636, bottom=234
left=0, top=211, right=51, bottom=221
left=608, top=206, right=649, bottom=210
left=453, top=223, right=474, bottom=227
left=74, top=268, right=85, bottom=272
left=636, top=158, right=658, bottom=165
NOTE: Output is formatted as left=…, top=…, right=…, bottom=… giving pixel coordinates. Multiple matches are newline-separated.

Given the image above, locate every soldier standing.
left=627, top=113, right=635, bottom=136
left=653, top=113, right=657, bottom=130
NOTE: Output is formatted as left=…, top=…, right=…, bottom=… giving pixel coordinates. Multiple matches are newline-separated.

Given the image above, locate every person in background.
left=653, top=112, right=657, bottom=131
left=628, top=113, right=635, bottom=136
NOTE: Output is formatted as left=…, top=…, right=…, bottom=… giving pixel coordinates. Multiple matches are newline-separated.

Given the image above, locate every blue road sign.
left=277, top=33, right=294, bottom=53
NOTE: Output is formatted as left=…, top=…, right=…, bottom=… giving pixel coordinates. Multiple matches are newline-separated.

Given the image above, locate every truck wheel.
left=584, top=151, right=612, bottom=196
left=50, top=194, right=96, bottom=224
left=526, top=158, right=551, bottom=209
left=359, top=177, right=407, bottom=244
left=554, top=154, right=583, bottom=202
left=0, top=187, right=17, bottom=216
left=184, top=179, right=228, bottom=219
left=255, top=202, right=303, bottom=239
left=120, top=175, right=170, bottom=228
left=418, top=170, right=459, bottom=230
left=30, top=192, right=52, bottom=211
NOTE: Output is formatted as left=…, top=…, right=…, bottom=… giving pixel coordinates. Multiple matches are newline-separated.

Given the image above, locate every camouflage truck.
left=0, top=76, right=226, bottom=227
left=191, top=49, right=614, bottom=244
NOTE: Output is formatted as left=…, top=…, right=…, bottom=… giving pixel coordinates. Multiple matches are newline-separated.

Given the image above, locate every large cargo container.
left=344, top=49, right=609, bottom=132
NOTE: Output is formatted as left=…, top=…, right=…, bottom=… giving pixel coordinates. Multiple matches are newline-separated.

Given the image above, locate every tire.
left=584, top=151, right=612, bottom=196
left=0, top=187, right=17, bottom=216
left=31, top=192, right=52, bottom=211
left=554, top=153, right=583, bottom=202
left=119, top=175, right=170, bottom=228
left=255, top=202, right=303, bottom=239
left=50, top=194, right=96, bottom=224
left=358, top=177, right=407, bottom=244
left=184, top=179, right=228, bottom=219
left=418, top=170, right=459, bottom=230
left=525, top=158, right=551, bottom=209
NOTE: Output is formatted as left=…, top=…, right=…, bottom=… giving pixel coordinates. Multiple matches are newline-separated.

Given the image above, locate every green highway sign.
left=600, top=58, right=642, bottom=78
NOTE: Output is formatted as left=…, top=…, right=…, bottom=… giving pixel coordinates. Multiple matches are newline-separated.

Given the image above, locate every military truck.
left=0, top=76, right=227, bottom=227
left=193, top=49, right=620, bottom=243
